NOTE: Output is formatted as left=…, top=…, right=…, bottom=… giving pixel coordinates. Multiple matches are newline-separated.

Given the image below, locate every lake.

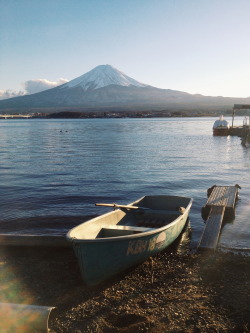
left=0, top=117, right=249, bottom=253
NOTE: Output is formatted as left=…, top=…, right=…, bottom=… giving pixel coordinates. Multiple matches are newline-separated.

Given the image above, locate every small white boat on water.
left=213, top=115, right=230, bottom=136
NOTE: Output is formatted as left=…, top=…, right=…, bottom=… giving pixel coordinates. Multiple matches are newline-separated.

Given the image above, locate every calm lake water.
left=0, top=117, right=249, bottom=252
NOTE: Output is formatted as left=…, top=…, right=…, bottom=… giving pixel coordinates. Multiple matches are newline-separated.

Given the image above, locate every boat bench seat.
left=98, top=224, right=155, bottom=238
left=135, top=210, right=181, bottom=228
left=104, top=225, right=155, bottom=232
left=136, top=209, right=181, bottom=215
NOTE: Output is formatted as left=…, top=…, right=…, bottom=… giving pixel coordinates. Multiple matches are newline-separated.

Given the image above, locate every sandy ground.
left=0, top=240, right=249, bottom=333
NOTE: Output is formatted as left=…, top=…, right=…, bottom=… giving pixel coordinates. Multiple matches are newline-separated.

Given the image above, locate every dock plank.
left=198, top=206, right=225, bottom=250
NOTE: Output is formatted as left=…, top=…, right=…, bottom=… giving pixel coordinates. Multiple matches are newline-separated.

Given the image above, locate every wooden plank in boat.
left=104, top=225, right=155, bottom=232
left=99, top=225, right=155, bottom=237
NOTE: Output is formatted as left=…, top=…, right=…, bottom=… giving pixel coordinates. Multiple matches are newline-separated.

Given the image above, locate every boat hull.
left=67, top=195, right=192, bottom=285
left=213, top=127, right=229, bottom=136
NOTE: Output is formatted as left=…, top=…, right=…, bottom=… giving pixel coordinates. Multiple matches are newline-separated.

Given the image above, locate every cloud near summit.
left=0, top=78, right=69, bottom=100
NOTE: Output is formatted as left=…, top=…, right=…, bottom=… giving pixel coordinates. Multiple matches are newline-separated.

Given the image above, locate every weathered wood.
left=206, top=186, right=237, bottom=207
left=202, top=185, right=239, bottom=220
left=199, top=185, right=240, bottom=251
left=198, top=184, right=240, bottom=250
left=198, top=206, right=225, bottom=251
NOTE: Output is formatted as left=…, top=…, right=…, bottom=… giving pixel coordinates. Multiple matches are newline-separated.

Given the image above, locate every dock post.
left=232, top=107, right=235, bottom=128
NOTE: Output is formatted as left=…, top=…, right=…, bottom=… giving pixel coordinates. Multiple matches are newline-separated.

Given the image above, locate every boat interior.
left=68, top=196, right=191, bottom=240
left=70, top=208, right=182, bottom=240
left=97, top=209, right=181, bottom=238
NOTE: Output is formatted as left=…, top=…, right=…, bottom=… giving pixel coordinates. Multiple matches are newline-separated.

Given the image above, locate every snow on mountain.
left=61, top=64, right=148, bottom=90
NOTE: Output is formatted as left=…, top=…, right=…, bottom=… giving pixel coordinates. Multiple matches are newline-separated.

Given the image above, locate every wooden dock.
left=198, top=185, right=240, bottom=251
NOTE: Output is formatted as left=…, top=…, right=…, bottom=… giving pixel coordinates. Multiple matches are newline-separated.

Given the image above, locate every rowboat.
left=67, top=195, right=192, bottom=285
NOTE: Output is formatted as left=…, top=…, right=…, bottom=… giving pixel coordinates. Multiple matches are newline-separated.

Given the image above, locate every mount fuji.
left=62, top=64, right=148, bottom=90
left=0, top=65, right=247, bottom=114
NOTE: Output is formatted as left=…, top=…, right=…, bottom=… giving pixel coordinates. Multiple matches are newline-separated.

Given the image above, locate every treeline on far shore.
left=46, top=110, right=215, bottom=118
left=0, top=109, right=240, bottom=119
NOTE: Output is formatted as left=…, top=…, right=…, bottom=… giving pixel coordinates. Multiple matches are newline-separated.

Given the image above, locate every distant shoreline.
left=0, top=110, right=234, bottom=119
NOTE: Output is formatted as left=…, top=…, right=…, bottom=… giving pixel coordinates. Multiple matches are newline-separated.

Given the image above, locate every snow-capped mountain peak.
left=61, top=65, right=147, bottom=90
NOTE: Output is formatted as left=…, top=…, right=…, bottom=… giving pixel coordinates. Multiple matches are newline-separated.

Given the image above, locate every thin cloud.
left=0, top=78, right=69, bottom=100
left=23, top=78, right=68, bottom=94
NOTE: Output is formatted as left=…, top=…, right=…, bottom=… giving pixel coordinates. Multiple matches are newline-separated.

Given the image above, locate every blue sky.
left=1, top=0, right=250, bottom=98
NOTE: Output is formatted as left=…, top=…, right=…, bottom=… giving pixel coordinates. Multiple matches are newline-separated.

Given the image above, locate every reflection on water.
left=0, top=117, right=249, bottom=252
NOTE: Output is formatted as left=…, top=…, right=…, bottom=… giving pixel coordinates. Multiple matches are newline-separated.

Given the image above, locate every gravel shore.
left=0, top=241, right=249, bottom=333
